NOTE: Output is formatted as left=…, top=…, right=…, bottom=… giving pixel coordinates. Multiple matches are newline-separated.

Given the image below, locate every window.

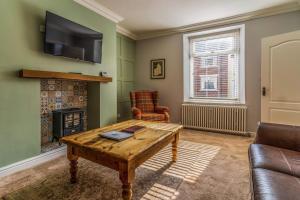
left=183, top=25, right=245, bottom=104
left=200, top=75, right=218, bottom=91
left=201, top=56, right=217, bottom=68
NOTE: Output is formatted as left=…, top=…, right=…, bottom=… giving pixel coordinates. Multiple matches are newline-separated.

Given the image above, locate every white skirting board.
left=0, top=146, right=67, bottom=178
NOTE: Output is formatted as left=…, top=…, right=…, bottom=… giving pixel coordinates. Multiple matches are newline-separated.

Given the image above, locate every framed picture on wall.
left=151, top=59, right=165, bottom=79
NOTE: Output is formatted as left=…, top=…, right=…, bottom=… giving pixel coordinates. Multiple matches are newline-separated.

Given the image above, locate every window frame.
left=183, top=24, right=245, bottom=104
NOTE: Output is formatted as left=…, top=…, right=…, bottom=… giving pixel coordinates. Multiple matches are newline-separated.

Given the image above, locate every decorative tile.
left=56, top=97, right=62, bottom=103
left=41, top=117, right=48, bottom=134
left=62, top=82, right=69, bottom=91
left=48, top=103, right=55, bottom=110
left=41, top=80, right=48, bottom=90
left=68, top=96, right=74, bottom=102
left=41, top=91, right=48, bottom=98
left=48, top=97, right=56, bottom=104
left=79, top=96, right=84, bottom=102
left=41, top=106, right=48, bottom=114
left=61, top=91, right=67, bottom=97
left=41, top=97, right=48, bottom=104
left=67, top=85, right=73, bottom=91
left=74, top=89, right=79, bottom=96
left=55, top=103, right=62, bottom=110
left=55, top=80, right=62, bottom=85
left=74, top=85, right=79, bottom=91
left=62, top=96, right=68, bottom=102
left=55, top=91, right=62, bottom=97
left=48, top=80, right=56, bottom=84
left=48, top=84, right=55, bottom=91
left=55, top=81, right=62, bottom=90
left=48, top=91, right=56, bottom=97
left=67, top=91, right=74, bottom=96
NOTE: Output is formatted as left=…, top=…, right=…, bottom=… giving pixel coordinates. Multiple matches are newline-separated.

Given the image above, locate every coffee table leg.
left=67, top=145, right=78, bottom=184
left=119, top=162, right=135, bottom=200
left=172, top=132, right=179, bottom=162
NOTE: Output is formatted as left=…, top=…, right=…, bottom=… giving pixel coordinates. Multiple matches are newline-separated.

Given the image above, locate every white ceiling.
left=95, top=0, right=296, bottom=34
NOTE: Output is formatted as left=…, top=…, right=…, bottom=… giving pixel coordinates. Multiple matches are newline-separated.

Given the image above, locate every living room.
left=0, top=0, right=300, bottom=199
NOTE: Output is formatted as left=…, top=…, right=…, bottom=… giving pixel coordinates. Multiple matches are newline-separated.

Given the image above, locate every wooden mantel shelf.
left=19, top=69, right=112, bottom=83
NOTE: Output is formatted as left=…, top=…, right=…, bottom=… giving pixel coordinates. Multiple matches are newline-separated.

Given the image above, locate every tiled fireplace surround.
left=40, top=79, right=88, bottom=145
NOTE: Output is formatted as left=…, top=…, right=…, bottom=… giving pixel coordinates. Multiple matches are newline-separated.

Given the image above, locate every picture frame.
left=151, top=59, right=165, bottom=79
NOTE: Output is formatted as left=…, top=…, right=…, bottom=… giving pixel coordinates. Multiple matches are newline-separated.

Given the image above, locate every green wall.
left=117, top=34, right=136, bottom=121
left=0, top=0, right=117, bottom=167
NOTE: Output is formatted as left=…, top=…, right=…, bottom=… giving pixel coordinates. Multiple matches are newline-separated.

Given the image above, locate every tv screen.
left=44, top=11, right=103, bottom=63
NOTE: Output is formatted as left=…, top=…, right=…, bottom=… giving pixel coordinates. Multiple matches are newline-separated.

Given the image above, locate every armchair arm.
left=155, top=106, right=170, bottom=122
left=255, top=122, right=300, bottom=151
left=155, top=106, right=170, bottom=114
left=131, top=107, right=142, bottom=120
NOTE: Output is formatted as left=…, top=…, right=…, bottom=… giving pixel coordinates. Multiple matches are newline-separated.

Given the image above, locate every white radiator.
left=181, top=104, right=247, bottom=135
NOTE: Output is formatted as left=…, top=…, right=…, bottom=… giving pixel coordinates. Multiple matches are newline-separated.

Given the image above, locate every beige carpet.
left=0, top=129, right=253, bottom=200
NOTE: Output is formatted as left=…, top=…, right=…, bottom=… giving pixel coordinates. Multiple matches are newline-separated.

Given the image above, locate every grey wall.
left=136, top=11, right=300, bottom=132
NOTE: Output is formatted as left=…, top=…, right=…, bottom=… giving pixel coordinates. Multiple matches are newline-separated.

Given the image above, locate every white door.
left=261, top=30, right=300, bottom=125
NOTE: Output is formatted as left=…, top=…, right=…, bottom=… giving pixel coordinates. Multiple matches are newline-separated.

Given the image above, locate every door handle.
left=262, top=87, right=266, bottom=96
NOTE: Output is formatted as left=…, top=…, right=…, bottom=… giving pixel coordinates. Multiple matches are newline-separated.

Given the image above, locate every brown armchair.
left=130, top=90, right=170, bottom=122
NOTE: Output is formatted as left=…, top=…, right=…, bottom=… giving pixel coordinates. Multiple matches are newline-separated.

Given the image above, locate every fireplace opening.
left=41, top=79, right=88, bottom=153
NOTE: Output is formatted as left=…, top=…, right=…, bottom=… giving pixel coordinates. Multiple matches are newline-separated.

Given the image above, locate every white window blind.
left=184, top=25, right=245, bottom=104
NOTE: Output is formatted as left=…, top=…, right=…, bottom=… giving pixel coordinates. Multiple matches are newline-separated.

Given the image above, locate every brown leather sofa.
left=248, top=123, right=300, bottom=200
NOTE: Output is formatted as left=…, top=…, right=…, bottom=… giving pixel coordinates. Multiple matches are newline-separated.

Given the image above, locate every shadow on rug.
left=1, top=141, right=220, bottom=200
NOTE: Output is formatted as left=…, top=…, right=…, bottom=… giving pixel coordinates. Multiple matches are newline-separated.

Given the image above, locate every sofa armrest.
left=132, top=107, right=142, bottom=120
left=155, top=106, right=170, bottom=114
left=255, top=122, right=300, bottom=151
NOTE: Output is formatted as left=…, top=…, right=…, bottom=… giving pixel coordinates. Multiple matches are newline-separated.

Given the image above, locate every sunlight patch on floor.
left=141, top=141, right=220, bottom=183
left=140, top=183, right=179, bottom=200
left=140, top=141, right=220, bottom=199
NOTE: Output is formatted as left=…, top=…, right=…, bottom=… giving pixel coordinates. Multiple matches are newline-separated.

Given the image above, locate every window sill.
left=200, top=90, right=218, bottom=92
left=184, top=99, right=245, bottom=105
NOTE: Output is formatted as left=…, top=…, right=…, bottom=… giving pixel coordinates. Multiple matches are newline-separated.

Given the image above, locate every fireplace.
left=40, top=79, right=88, bottom=151
left=17, top=69, right=112, bottom=153
left=52, top=108, right=84, bottom=142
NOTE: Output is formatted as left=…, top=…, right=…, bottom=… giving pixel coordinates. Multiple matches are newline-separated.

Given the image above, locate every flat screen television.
left=44, top=11, right=103, bottom=63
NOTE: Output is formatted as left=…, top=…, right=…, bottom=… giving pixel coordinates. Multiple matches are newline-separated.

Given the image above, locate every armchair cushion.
left=141, top=113, right=166, bottom=121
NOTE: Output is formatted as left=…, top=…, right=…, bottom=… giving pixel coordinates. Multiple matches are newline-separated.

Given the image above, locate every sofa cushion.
left=249, top=144, right=300, bottom=178
left=252, top=168, right=300, bottom=200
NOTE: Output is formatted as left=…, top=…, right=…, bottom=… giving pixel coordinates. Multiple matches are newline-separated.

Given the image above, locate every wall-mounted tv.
left=44, top=11, right=103, bottom=63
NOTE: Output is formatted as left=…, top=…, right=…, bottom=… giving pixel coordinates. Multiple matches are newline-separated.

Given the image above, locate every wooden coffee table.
left=61, top=120, right=182, bottom=200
